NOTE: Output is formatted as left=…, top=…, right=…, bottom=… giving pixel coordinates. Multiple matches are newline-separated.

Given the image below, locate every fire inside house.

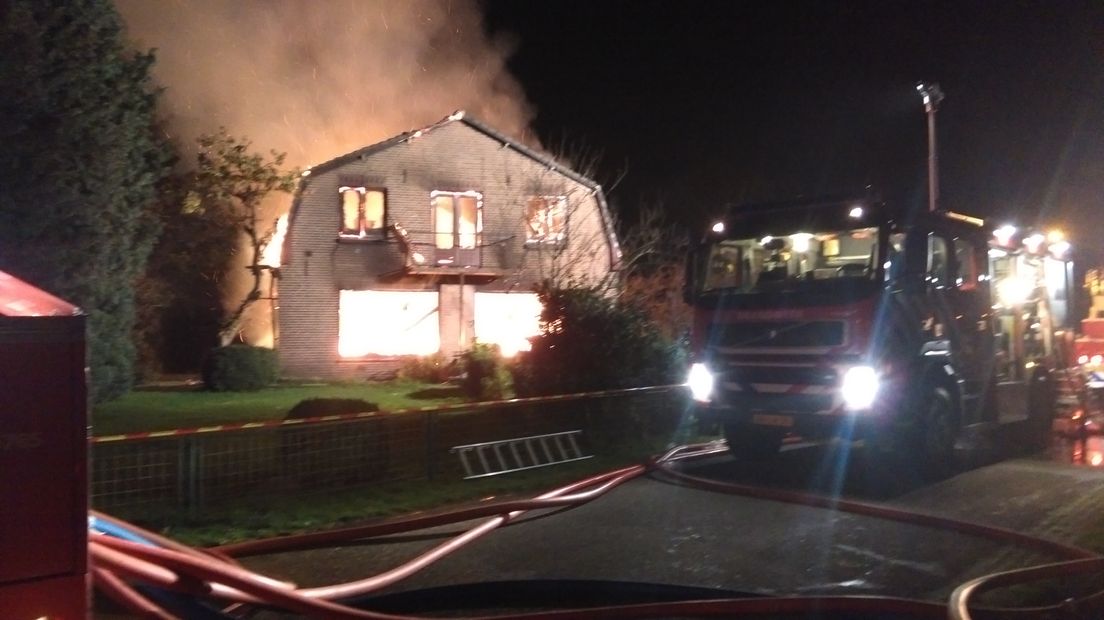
left=273, top=112, right=621, bottom=379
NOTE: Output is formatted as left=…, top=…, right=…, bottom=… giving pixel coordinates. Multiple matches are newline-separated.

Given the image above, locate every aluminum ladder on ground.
left=451, top=430, right=591, bottom=479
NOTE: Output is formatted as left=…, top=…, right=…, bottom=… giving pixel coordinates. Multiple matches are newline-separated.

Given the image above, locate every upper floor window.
left=432, top=190, right=482, bottom=266
left=340, top=186, right=385, bottom=237
left=525, top=196, right=567, bottom=245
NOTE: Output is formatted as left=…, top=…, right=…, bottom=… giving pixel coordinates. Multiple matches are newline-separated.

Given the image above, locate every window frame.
left=338, top=186, right=388, bottom=240
left=952, top=236, right=981, bottom=291
left=431, top=190, right=484, bottom=251
left=524, top=195, right=568, bottom=247
left=927, top=232, right=951, bottom=289
left=336, top=289, right=440, bottom=358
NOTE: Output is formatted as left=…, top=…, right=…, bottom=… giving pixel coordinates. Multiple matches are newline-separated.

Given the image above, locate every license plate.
left=751, top=413, right=794, bottom=428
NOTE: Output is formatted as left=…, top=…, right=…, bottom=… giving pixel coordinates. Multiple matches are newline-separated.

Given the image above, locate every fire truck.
left=684, top=196, right=1074, bottom=478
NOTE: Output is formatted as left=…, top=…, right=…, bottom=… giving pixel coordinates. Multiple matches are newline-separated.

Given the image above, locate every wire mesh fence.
left=91, top=387, right=690, bottom=517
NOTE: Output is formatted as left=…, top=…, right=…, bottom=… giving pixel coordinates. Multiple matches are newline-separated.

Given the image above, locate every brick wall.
left=279, top=121, right=617, bottom=379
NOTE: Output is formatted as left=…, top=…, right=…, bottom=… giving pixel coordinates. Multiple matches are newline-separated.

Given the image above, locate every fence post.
left=425, top=410, right=437, bottom=481
left=178, top=436, right=203, bottom=518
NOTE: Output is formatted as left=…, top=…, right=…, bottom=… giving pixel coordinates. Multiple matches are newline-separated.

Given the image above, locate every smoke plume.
left=118, top=0, right=534, bottom=165
left=116, top=0, right=535, bottom=346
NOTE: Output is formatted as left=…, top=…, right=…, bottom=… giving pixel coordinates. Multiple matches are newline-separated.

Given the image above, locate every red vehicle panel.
left=0, top=270, right=88, bottom=619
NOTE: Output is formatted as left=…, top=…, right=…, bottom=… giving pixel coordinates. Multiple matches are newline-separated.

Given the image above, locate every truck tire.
left=724, top=423, right=784, bottom=460
left=914, top=386, right=958, bottom=481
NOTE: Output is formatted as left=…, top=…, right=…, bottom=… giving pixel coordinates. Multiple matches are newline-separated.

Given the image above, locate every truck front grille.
left=714, top=321, right=846, bottom=349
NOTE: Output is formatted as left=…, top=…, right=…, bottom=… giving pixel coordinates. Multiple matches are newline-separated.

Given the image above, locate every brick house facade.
left=276, top=112, right=621, bottom=379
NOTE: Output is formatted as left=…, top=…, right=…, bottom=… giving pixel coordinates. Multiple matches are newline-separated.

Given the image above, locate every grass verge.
left=91, top=380, right=464, bottom=436
left=116, top=438, right=672, bottom=548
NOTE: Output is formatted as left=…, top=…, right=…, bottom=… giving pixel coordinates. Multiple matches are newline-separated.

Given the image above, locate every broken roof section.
left=0, top=270, right=80, bottom=317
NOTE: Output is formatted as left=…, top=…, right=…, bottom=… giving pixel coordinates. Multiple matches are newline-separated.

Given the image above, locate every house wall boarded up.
left=278, top=116, right=620, bottom=379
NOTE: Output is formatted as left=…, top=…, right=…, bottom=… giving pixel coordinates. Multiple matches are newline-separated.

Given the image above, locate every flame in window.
left=262, top=214, right=289, bottom=267
left=474, top=292, right=542, bottom=357
left=339, top=290, right=440, bottom=357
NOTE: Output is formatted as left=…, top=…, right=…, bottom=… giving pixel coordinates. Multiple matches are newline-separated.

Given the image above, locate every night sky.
left=484, top=1, right=1103, bottom=254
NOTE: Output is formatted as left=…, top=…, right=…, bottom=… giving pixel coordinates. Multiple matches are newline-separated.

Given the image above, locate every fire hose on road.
left=89, top=442, right=1104, bottom=619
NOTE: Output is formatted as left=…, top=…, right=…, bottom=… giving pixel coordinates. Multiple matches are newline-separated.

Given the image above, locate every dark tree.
left=134, top=170, right=237, bottom=376
left=617, top=205, right=692, bottom=342
left=0, top=0, right=172, bottom=401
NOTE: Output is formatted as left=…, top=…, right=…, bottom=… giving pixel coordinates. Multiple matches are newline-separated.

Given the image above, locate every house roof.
left=296, top=111, right=623, bottom=269
left=304, top=111, right=601, bottom=191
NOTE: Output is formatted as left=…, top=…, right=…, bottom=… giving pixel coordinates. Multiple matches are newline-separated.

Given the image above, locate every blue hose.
left=89, top=515, right=234, bottom=619
left=89, top=515, right=156, bottom=546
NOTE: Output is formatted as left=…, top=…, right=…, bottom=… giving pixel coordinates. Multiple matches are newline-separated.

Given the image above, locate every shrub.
left=462, top=342, right=514, bottom=401
left=396, top=352, right=454, bottom=383
left=285, top=398, right=379, bottom=419
left=513, top=284, right=684, bottom=397
left=201, top=345, right=278, bottom=391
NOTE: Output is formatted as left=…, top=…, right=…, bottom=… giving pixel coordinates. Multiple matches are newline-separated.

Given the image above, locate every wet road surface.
left=242, top=431, right=1104, bottom=608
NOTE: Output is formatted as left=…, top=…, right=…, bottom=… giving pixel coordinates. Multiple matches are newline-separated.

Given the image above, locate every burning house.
left=276, top=112, right=621, bottom=379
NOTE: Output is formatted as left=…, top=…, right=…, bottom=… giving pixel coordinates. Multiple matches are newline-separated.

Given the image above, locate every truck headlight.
left=841, top=365, right=878, bottom=410
left=687, top=363, right=714, bottom=402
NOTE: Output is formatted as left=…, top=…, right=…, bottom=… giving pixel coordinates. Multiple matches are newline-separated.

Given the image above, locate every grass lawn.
left=91, top=380, right=465, bottom=436
left=128, top=439, right=669, bottom=547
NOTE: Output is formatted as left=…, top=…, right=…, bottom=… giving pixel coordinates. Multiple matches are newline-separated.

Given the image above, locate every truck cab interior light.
left=1023, top=233, right=1045, bottom=254
left=997, top=277, right=1032, bottom=306
left=687, top=363, right=714, bottom=402
left=841, top=365, right=878, bottom=409
left=1049, top=240, right=1071, bottom=259
left=993, top=225, right=1017, bottom=246
left=791, top=233, right=812, bottom=253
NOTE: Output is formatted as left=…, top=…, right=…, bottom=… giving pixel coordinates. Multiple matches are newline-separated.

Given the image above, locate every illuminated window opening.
left=338, top=290, right=439, bottom=357
left=339, top=187, right=386, bottom=237
left=954, top=237, right=980, bottom=291
left=927, top=234, right=950, bottom=287
left=526, top=196, right=567, bottom=245
left=474, top=292, right=542, bottom=357
left=432, top=190, right=483, bottom=265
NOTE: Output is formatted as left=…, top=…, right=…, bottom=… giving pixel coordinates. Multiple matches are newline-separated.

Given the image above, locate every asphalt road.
left=242, top=434, right=1104, bottom=609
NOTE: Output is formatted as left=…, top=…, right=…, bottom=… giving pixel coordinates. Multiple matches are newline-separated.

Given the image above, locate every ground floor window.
left=473, top=292, right=542, bottom=357
left=338, top=290, right=439, bottom=357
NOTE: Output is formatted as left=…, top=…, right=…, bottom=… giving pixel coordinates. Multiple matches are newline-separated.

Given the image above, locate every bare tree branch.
left=192, top=129, right=298, bottom=346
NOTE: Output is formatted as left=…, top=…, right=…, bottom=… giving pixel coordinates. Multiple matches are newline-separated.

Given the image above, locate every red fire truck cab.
left=685, top=197, right=1069, bottom=478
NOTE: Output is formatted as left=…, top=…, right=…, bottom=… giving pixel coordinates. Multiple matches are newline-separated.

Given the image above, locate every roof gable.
left=303, top=111, right=601, bottom=191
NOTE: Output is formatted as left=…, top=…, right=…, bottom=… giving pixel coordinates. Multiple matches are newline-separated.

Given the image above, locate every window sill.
left=337, top=233, right=388, bottom=244
left=337, top=355, right=405, bottom=363
left=524, top=239, right=566, bottom=249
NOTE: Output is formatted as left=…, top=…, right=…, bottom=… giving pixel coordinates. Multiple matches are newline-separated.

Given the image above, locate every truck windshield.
left=700, top=226, right=880, bottom=294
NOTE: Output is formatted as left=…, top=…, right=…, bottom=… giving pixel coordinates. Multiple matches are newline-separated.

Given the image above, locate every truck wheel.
left=915, top=386, right=958, bottom=481
left=724, top=423, right=784, bottom=460
left=1027, top=373, right=1055, bottom=452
